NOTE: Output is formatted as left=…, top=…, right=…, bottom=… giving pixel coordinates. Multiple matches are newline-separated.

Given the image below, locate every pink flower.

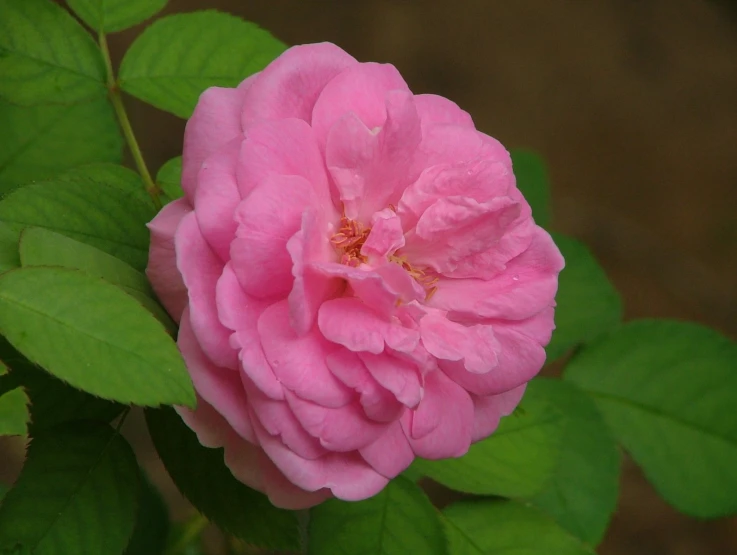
left=147, top=43, right=564, bottom=508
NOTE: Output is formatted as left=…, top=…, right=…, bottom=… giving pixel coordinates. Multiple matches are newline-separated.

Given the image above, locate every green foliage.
left=0, top=98, right=123, bottom=195
left=145, top=406, right=300, bottom=551
left=0, top=267, right=195, bottom=407
left=119, top=11, right=286, bottom=118
left=0, top=223, right=19, bottom=273
left=412, top=384, right=564, bottom=497
left=309, top=477, right=446, bottom=555
left=528, top=379, right=620, bottom=545
left=0, top=169, right=155, bottom=270
left=0, top=0, right=106, bottom=105
left=511, top=149, right=552, bottom=228
left=124, top=471, right=170, bottom=555
left=443, top=500, right=595, bottom=555
left=0, top=387, right=29, bottom=436
left=18, top=227, right=175, bottom=333
left=0, top=421, right=140, bottom=555
left=546, top=233, right=622, bottom=361
left=0, top=337, right=124, bottom=433
left=157, top=156, right=184, bottom=201
left=67, top=0, right=169, bottom=33
left=565, top=320, right=737, bottom=518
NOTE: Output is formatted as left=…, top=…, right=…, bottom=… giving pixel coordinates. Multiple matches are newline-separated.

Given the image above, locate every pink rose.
left=147, top=43, right=564, bottom=508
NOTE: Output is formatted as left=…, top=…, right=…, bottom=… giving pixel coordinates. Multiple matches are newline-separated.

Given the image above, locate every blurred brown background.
left=5, top=0, right=737, bottom=553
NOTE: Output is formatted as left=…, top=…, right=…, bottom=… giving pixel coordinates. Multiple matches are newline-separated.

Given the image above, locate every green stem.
left=99, top=32, right=162, bottom=210
left=165, top=513, right=209, bottom=555
left=298, top=509, right=310, bottom=555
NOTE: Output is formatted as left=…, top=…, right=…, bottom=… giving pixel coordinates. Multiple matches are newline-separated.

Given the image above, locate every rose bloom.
left=147, top=43, right=564, bottom=508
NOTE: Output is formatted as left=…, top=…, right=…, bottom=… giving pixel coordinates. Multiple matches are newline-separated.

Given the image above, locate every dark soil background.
left=3, top=1, right=737, bottom=553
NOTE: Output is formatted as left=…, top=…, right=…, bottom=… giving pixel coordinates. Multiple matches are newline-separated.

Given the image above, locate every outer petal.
left=251, top=412, right=390, bottom=500
left=194, top=137, right=242, bottom=261
left=285, top=391, right=388, bottom=452
left=419, top=313, right=500, bottom=374
left=429, top=228, right=564, bottom=320
left=237, top=118, right=334, bottom=208
left=359, top=421, right=414, bottom=478
left=175, top=395, right=229, bottom=449
left=146, top=198, right=191, bottom=322
left=175, top=212, right=236, bottom=369
left=230, top=174, right=318, bottom=298
left=257, top=451, right=332, bottom=509
left=178, top=308, right=255, bottom=442
left=405, top=370, right=474, bottom=459
left=222, top=431, right=265, bottom=491
left=318, top=297, right=420, bottom=354
left=414, top=94, right=474, bottom=129
left=258, top=301, right=353, bottom=407
left=216, top=264, right=284, bottom=400
left=471, top=384, right=527, bottom=442
left=182, top=86, right=247, bottom=202
left=439, top=313, right=549, bottom=396
left=312, top=63, right=410, bottom=149
left=241, top=43, right=357, bottom=126
left=325, top=90, right=422, bottom=222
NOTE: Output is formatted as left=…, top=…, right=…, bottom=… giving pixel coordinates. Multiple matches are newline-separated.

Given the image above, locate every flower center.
left=330, top=215, right=370, bottom=267
left=330, top=214, right=438, bottom=301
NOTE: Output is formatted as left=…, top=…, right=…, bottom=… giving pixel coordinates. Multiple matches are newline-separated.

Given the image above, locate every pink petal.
left=359, top=421, right=415, bottom=478
left=312, top=63, right=410, bottom=150
left=178, top=308, right=255, bottom=442
left=175, top=395, right=229, bottom=449
left=215, top=264, right=284, bottom=400
left=230, top=174, right=318, bottom=299
left=405, top=370, right=474, bottom=458
left=222, top=430, right=265, bottom=491
left=414, top=94, right=474, bottom=129
left=194, top=138, right=242, bottom=262
left=359, top=351, right=423, bottom=408
left=318, top=297, right=420, bottom=354
left=471, top=385, right=527, bottom=442
left=241, top=43, right=357, bottom=126
left=361, top=208, right=405, bottom=259
left=429, top=227, right=564, bottom=320
left=237, top=118, right=334, bottom=208
left=257, top=452, right=332, bottom=508
left=257, top=301, right=353, bottom=407
left=326, top=349, right=404, bottom=422
left=182, top=86, right=247, bottom=202
left=245, top=382, right=328, bottom=460
left=419, top=313, right=500, bottom=374
left=146, top=198, right=191, bottom=323
left=175, top=212, right=236, bottom=369
left=439, top=316, right=548, bottom=396
left=287, top=210, right=343, bottom=336
left=285, top=391, right=388, bottom=452
left=251, top=412, right=389, bottom=500
left=326, top=90, right=422, bottom=222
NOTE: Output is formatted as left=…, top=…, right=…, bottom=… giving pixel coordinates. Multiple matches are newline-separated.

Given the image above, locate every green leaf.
left=145, top=406, right=299, bottom=551
left=67, top=0, right=169, bottom=33
left=412, top=384, right=564, bottom=497
left=0, top=387, right=29, bottom=436
left=510, top=149, right=551, bottom=228
left=308, top=476, right=446, bottom=555
left=58, top=162, right=150, bottom=203
left=0, top=267, right=194, bottom=407
left=0, top=97, right=123, bottom=195
left=564, top=320, right=737, bottom=518
left=546, top=233, right=622, bottom=361
left=0, top=421, right=139, bottom=555
left=0, top=169, right=154, bottom=271
left=0, top=222, right=20, bottom=273
left=0, top=0, right=106, bottom=105
left=18, top=227, right=175, bottom=334
left=124, top=470, right=169, bottom=555
left=443, top=500, right=595, bottom=555
left=0, top=337, right=123, bottom=432
left=528, top=378, right=620, bottom=546
left=119, top=11, right=286, bottom=118
left=156, top=156, right=183, bottom=201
